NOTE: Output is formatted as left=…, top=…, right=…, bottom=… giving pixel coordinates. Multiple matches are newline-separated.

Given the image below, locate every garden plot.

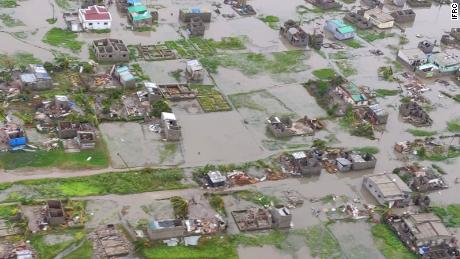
left=329, top=222, right=384, bottom=259
left=190, top=84, right=232, bottom=113
left=176, top=110, right=264, bottom=167
left=139, top=60, right=214, bottom=85
left=99, top=122, right=184, bottom=168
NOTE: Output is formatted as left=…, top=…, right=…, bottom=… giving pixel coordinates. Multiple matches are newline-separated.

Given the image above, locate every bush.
left=171, top=196, right=188, bottom=219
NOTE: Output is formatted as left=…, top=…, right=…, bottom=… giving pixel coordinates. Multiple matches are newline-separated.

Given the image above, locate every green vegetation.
left=335, top=60, right=356, bottom=77
left=46, top=18, right=57, bottom=24
left=431, top=164, right=446, bottom=175
left=453, top=94, right=460, bottom=103
left=171, top=196, right=188, bottom=219
left=340, top=108, right=374, bottom=139
left=0, top=204, right=20, bottom=218
left=371, top=224, right=416, bottom=259
left=131, top=63, right=150, bottom=81
left=340, top=0, right=356, bottom=3
left=42, top=28, right=84, bottom=52
left=0, top=14, right=24, bottom=27
left=159, top=142, right=178, bottom=164
left=211, top=37, right=245, bottom=50
left=352, top=146, right=380, bottom=154
left=407, top=129, right=437, bottom=137
left=296, top=4, right=341, bottom=15
left=399, top=35, right=409, bottom=45
left=375, top=88, right=398, bottom=97
left=133, top=26, right=156, bottom=32
left=312, top=68, right=337, bottom=80
left=329, top=51, right=348, bottom=60
left=31, top=229, right=86, bottom=259
left=357, top=30, right=395, bottom=42
left=377, top=67, right=395, bottom=82
left=55, top=0, right=71, bottom=10
left=416, top=146, right=460, bottom=161
left=208, top=194, right=226, bottom=216
left=432, top=205, right=460, bottom=227
left=65, top=239, right=93, bottom=259
left=447, top=119, right=460, bottom=132
left=259, top=15, right=280, bottom=29
left=0, top=145, right=109, bottom=170
left=190, top=84, right=231, bottom=112
left=0, top=0, right=17, bottom=8
left=1, top=168, right=188, bottom=201
left=229, top=90, right=272, bottom=111
left=233, top=190, right=277, bottom=207
left=202, top=51, right=307, bottom=75
left=91, top=28, right=111, bottom=33
left=303, top=225, right=342, bottom=259
left=343, top=39, right=363, bottom=49
left=165, top=37, right=245, bottom=59
left=303, top=76, right=345, bottom=116
left=150, top=100, right=171, bottom=118
left=169, top=69, right=183, bottom=82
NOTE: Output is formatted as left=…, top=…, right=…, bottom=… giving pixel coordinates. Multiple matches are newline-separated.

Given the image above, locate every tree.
left=150, top=100, right=171, bottom=118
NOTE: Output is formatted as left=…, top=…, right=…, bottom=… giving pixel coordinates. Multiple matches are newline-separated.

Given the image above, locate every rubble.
left=394, top=164, right=448, bottom=192
left=231, top=207, right=272, bottom=231
left=399, top=101, right=433, bottom=127
left=279, top=20, right=309, bottom=47
left=90, top=224, right=132, bottom=258
left=266, top=115, right=323, bottom=138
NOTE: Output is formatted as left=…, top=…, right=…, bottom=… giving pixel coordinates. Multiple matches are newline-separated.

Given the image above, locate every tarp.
left=9, top=137, right=26, bottom=147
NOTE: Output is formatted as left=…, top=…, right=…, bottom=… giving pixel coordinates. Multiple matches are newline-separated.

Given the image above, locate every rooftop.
left=367, top=173, right=411, bottom=198
left=431, top=52, right=460, bottom=67
left=79, top=5, right=111, bottom=21
left=403, top=213, right=452, bottom=241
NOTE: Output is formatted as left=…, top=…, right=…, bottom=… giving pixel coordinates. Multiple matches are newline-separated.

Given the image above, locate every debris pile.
left=90, top=224, right=132, bottom=258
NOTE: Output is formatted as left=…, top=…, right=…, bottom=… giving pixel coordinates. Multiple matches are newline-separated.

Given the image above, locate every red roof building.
left=79, top=5, right=112, bottom=30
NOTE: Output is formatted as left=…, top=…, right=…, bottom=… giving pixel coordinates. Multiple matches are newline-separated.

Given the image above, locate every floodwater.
left=2, top=0, right=460, bottom=258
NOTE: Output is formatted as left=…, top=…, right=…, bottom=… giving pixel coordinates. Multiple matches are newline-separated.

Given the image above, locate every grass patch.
left=302, top=225, right=342, bottom=258
left=31, top=229, right=86, bottom=259
left=233, top=190, right=278, bottom=207
left=46, top=18, right=57, bottom=24
left=357, top=30, right=395, bottom=42
left=165, top=37, right=244, bottom=59
left=399, top=35, right=409, bottom=45
left=417, top=146, right=460, bottom=161
left=432, top=205, right=460, bottom=227
left=371, top=224, right=417, bottom=259
left=159, top=142, right=178, bottom=164
left=208, top=194, right=226, bottom=216
left=55, top=0, right=71, bottom=10
left=375, top=88, right=399, bottom=97
left=342, top=39, right=363, bottom=49
left=312, top=68, right=337, bottom=80
left=190, top=84, right=231, bottom=112
left=407, top=129, right=437, bottom=137
left=0, top=0, right=17, bottom=8
left=0, top=145, right=108, bottom=170
left=2, top=168, right=188, bottom=200
left=335, top=60, right=356, bottom=77
left=171, top=196, right=188, bottom=219
left=0, top=204, right=20, bottom=218
left=228, top=90, right=271, bottom=111
left=453, top=94, right=460, bottom=103
left=202, top=51, right=307, bottom=75
left=0, top=14, right=24, bottom=27
left=329, top=51, right=348, bottom=60
left=447, top=119, right=460, bottom=132
left=259, top=15, right=279, bottom=29
left=42, top=28, right=84, bottom=52
left=352, top=146, right=379, bottom=154
left=65, top=239, right=92, bottom=259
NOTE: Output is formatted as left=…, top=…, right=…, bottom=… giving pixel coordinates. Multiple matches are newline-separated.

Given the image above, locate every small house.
left=390, top=9, right=416, bottom=23
left=147, top=219, right=186, bottom=240
left=206, top=171, right=227, bottom=187
left=324, top=19, right=355, bottom=40
left=267, top=115, right=295, bottom=138
left=348, top=152, right=377, bottom=170
left=428, top=52, right=460, bottom=74
left=127, top=5, right=154, bottom=28
left=279, top=20, right=309, bottom=47
left=138, top=82, right=162, bottom=103
left=270, top=206, right=292, bottom=229
left=63, top=12, right=82, bottom=32
left=92, top=39, right=130, bottom=62
left=290, top=151, right=322, bottom=176
left=20, top=64, right=53, bottom=90
left=334, top=82, right=369, bottom=107
left=366, top=104, right=389, bottom=125
left=79, top=5, right=112, bottom=30
left=185, top=60, right=204, bottom=81
left=363, top=173, right=412, bottom=207
left=418, top=40, right=434, bottom=54
left=363, top=8, right=395, bottom=29
left=114, top=66, right=136, bottom=88
left=336, top=158, right=352, bottom=172
left=179, top=8, right=211, bottom=22
left=397, top=48, right=427, bottom=68
left=161, top=112, right=181, bottom=141
left=309, top=0, right=342, bottom=9
left=76, top=131, right=96, bottom=149
left=308, top=30, right=324, bottom=50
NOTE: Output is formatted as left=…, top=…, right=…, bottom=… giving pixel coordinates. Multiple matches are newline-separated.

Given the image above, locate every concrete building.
left=127, top=5, right=154, bottom=28
left=46, top=200, right=66, bottom=226
left=324, top=19, right=355, bottom=40
left=428, top=52, right=460, bottom=73
left=114, top=66, right=136, bottom=88
left=347, top=152, right=377, bottom=170
left=363, top=173, right=412, bottom=207
left=92, top=39, right=129, bottom=63
left=397, top=48, right=427, bottom=68
left=266, top=115, right=295, bottom=138
left=20, top=64, right=53, bottom=91
left=308, top=30, right=324, bottom=50
left=333, top=82, right=369, bottom=107
left=79, top=5, right=112, bottom=30
left=63, top=12, right=82, bottom=32
left=418, top=40, right=435, bottom=54
left=179, top=8, right=211, bottom=22
left=206, top=171, right=227, bottom=187
left=185, top=60, right=204, bottom=81
left=279, top=20, right=309, bottom=47
left=366, top=103, right=389, bottom=125
left=361, top=0, right=383, bottom=8
left=336, top=157, right=352, bottom=172
left=388, top=213, right=459, bottom=257
left=290, top=151, right=322, bottom=176
left=147, top=219, right=186, bottom=240
left=138, top=82, right=162, bottom=103
left=189, top=17, right=205, bottom=36
left=270, top=206, right=292, bottom=229
left=161, top=112, right=181, bottom=141
left=407, top=0, right=432, bottom=7
left=344, top=12, right=373, bottom=29
left=390, top=9, right=416, bottom=23
left=76, top=131, right=96, bottom=149
left=363, top=8, right=395, bottom=29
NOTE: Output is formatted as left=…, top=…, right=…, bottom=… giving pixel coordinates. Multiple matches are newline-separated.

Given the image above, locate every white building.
left=79, top=5, right=112, bottom=30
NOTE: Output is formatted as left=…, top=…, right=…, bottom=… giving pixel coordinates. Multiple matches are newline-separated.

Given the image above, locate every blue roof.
left=116, top=66, right=129, bottom=73
left=9, top=137, right=26, bottom=147
left=127, top=0, right=141, bottom=4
